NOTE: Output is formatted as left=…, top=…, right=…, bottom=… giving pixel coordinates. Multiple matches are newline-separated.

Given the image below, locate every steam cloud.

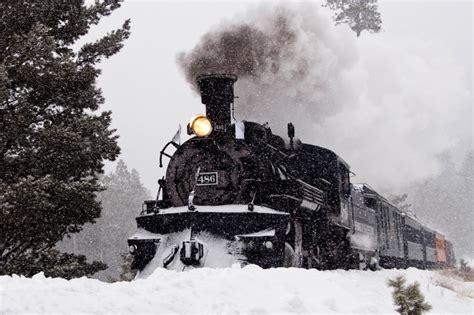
left=178, top=3, right=471, bottom=192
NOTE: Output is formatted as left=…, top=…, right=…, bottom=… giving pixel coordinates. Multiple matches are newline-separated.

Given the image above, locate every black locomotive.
left=128, top=74, right=455, bottom=273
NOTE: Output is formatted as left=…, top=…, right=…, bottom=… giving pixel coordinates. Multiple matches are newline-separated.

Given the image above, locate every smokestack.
left=197, top=74, right=237, bottom=135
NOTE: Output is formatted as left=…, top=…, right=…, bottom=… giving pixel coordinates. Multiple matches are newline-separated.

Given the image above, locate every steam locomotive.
left=128, top=74, right=455, bottom=274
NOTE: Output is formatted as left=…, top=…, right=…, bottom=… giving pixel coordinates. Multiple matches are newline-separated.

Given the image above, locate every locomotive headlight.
left=264, top=241, right=273, bottom=249
left=189, top=115, right=212, bottom=137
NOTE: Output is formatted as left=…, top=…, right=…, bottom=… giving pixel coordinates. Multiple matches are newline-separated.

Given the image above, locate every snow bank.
left=1, top=267, right=472, bottom=314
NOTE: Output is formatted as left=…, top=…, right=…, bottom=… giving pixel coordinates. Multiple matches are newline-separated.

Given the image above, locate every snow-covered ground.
left=1, top=266, right=472, bottom=314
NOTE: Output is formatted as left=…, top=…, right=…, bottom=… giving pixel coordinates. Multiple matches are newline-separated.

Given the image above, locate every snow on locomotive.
left=128, top=74, right=455, bottom=274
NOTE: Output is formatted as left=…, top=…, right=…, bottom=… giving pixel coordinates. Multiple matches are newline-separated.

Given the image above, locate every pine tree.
left=0, top=1, right=130, bottom=277
left=404, top=282, right=432, bottom=314
left=118, top=252, right=137, bottom=281
left=388, top=276, right=432, bottom=315
left=459, top=259, right=471, bottom=273
left=0, top=63, right=6, bottom=100
left=57, top=160, right=150, bottom=281
left=325, top=0, right=382, bottom=37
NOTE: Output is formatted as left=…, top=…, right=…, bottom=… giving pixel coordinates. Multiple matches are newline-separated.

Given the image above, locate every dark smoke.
left=177, top=3, right=353, bottom=129
left=177, top=8, right=301, bottom=88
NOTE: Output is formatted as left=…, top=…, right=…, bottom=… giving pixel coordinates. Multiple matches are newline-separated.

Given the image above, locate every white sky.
left=83, top=1, right=473, bottom=193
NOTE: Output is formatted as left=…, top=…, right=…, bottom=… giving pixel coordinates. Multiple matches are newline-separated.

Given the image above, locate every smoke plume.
left=178, top=11, right=297, bottom=84
left=177, top=3, right=472, bottom=192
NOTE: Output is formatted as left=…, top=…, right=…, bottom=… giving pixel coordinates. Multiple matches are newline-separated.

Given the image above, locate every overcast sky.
left=83, top=0, right=473, bottom=193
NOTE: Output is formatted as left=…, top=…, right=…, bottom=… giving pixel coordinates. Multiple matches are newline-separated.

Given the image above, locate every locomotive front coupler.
left=180, top=240, right=205, bottom=266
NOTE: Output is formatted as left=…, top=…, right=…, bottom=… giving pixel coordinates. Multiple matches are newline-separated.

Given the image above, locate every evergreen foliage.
left=456, top=259, right=474, bottom=281
left=388, top=276, right=432, bottom=315
left=0, top=64, right=6, bottom=99
left=0, top=0, right=130, bottom=277
left=118, top=252, right=136, bottom=281
left=325, top=0, right=382, bottom=37
left=459, top=259, right=471, bottom=273
left=4, top=248, right=107, bottom=280
left=57, top=160, right=149, bottom=282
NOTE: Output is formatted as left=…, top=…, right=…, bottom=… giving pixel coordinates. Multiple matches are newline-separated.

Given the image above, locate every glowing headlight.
left=189, top=115, right=212, bottom=137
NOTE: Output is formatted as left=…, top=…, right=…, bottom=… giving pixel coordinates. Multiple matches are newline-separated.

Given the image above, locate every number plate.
left=196, top=172, right=218, bottom=186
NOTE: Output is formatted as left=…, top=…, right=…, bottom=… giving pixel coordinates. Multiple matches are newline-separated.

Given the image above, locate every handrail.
left=159, top=141, right=180, bottom=168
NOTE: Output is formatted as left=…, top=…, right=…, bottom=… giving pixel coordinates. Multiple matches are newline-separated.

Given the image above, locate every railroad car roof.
left=301, top=143, right=351, bottom=169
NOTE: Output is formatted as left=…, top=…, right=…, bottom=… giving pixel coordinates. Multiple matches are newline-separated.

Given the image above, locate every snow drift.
left=1, top=266, right=472, bottom=314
